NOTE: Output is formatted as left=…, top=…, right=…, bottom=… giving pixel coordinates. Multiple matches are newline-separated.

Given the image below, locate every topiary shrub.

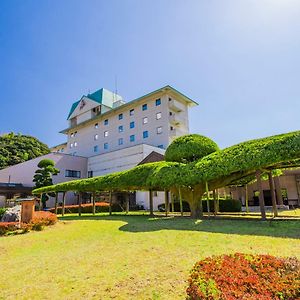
left=0, top=222, right=19, bottom=236
left=187, top=253, right=300, bottom=300
left=0, top=208, right=6, bottom=220
left=165, top=134, right=219, bottom=163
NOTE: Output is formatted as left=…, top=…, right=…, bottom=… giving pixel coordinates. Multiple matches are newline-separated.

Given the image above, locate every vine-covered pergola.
left=33, top=131, right=300, bottom=219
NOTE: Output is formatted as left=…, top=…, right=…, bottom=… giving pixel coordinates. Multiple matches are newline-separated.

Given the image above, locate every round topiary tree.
left=165, top=134, right=219, bottom=163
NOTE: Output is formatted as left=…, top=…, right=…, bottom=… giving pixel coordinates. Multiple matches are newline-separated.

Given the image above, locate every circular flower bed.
left=187, top=253, right=300, bottom=300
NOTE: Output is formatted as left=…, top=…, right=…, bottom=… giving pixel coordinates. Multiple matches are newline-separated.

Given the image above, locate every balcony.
left=168, top=99, right=185, bottom=112
left=169, top=114, right=184, bottom=126
left=169, top=127, right=187, bottom=138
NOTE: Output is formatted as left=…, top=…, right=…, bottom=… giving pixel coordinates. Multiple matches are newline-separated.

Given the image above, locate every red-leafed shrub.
left=30, top=211, right=57, bottom=229
left=0, top=222, right=19, bottom=235
left=187, top=253, right=300, bottom=300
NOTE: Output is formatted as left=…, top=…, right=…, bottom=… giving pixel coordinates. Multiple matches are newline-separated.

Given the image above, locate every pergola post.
left=125, top=193, right=129, bottom=214
left=164, top=190, right=169, bottom=217
left=171, top=192, right=175, bottom=213
left=39, top=193, right=43, bottom=211
left=54, top=192, right=58, bottom=215
left=109, top=191, right=112, bottom=216
left=178, top=187, right=184, bottom=216
left=62, top=192, right=66, bottom=217
left=256, top=170, right=266, bottom=220
left=274, top=176, right=284, bottom=205
left=92, top=192, right=96, bottom=215
left=245, top=184, right=249, bottom=213
left=268, top=172, right=278, bottom=217
left=149, top=189, right=154, bottom=216
left=78, top=192, right=82, bottom=217
left=205, top=182, right=210, bottom=217
left=213, top=190, right=217, bottom=216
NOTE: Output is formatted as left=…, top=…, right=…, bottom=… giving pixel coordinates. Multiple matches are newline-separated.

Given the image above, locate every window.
left=65, top=170, right=81, bottom=178
left=143, top=131, right=149, bottom=139
left=118, top=113, right=123, bottom=120
left=156, top=98, right=161, bottom=106
left=87, top=171, right=93, bottom=178
left=156, top=112, right=162, bottom=120
left=158, top=145, right=164, bottom=149
left=60, top=148, right=64, bottom=153
left=143, top=117, right=148, bottom=124
left=157, top=126, right=162, bottom=134
left=153, top=191, right=158, bottom=197
left=104, top=143, right=109, bottom=150
left=170, top=126, right=174, bottom=131
left=168, top=97, right=172, bottom=101
left=129, top=109, right=134, bottom=116
left=94, top=134, right=99, bottom=140
left=104, top=119, right=108, bottom=125
left=104, top=131, right=109, bottom=137
left=118, top=138, right=123, bottom=145
left=118, top=125, right=124, bottom=133
left=94, top=145, right=99, bottom=152
left=130, top=121, right=135, bottom=129
left=95, top=123, right=99, bottom=129
left=70, top=133, right=74, bottom=138
left=130, top=135, right=135, bottom=142
left=142, top=104, right=148, bottom=111
left=169, top=111, right=173, bottom=116
left=70, top=143, right=74, bottom=148
left=74, top=141, right=78, bottom=147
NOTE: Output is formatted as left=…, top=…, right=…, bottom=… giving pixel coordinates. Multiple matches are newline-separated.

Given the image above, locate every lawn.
left=0, top=214, right=299, bottom=300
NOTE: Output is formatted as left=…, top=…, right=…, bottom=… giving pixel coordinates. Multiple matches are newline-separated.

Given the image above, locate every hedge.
left=158, top=199, right=241, bottom=213
left=33, top=131, right=300, bottom=195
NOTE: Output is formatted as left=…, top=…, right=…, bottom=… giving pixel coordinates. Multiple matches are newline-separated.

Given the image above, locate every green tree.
left=33, top=159, right=59, bottom=209
left=0, top=132, right=50, bottom=169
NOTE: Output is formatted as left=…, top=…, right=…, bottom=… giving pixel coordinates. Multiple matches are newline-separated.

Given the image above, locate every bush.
left=187, top=253, right=300, bottom=300
left=31, top=211, right=57, bottom=227
left=158, top=199, right=241, bottom=213
left=0, top=222, right=19, bottom=235
left=0, top=208, right=6, bottom=220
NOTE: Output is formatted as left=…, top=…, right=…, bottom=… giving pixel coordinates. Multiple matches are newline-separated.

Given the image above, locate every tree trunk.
left=274, top=176, right=284, bottom=205
left=205, top=182, right=210, bottom=218
left=171, top=192, right=175, bottom=213
left=213, top=190, right=217, bottom=216
left=245, top=184, right=249, bottom=213
left=78, top=192, right=82, bottom=217
left=54, top=193, right=58, bottom=215
left=179, top=187, right=184, bottom=216
left=125, top=193, right=129, bottom=214
left=164, top=190, right=169, bottom=217
left=189, top=190, right=203, bottom=219
left=268, top=172, right=278, bottom=217
left=92, top=192, right=96, bottom=215
left=256, top=170, right=266, bottom=220
left=109, top=191, right=112, bottom=216
left=149, top=190, right=154, bottom=216
left=62, top=192, right=66, bottom=216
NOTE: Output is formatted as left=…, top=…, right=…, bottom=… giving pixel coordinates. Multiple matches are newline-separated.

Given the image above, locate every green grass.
left=0, top=214, right=299, bottom=300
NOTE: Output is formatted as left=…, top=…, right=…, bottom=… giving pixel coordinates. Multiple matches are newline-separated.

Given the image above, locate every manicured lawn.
left=0, top=214, right=299, bottom=300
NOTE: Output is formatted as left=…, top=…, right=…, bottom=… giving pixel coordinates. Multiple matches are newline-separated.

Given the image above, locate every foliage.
left=33, top=159, right=59, bottom=208
left=31, top=211, right=58, bottom=227
left=0, top=208, right=6, bottom=220
left=0, top=132, right=50, bottom=169
left=0, top=222, right=19, bottom=235
left=165, top=134, right=219, bottom=163
left=32, top=131, right=300, bottom=218
left=187, top=253, right=300, bottom=300
left=158, top=199, right=241, bottom=213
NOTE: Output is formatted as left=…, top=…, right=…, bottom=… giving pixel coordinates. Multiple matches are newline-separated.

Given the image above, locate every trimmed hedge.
left=165, top=134, right=219, bottom=163
left=158, top=199, right=241, bottom=213
left=33, top=131, right=300, bottom=196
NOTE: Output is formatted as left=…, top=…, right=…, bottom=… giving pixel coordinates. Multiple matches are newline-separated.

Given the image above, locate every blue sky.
left=0, top=0, right=299, bottom=148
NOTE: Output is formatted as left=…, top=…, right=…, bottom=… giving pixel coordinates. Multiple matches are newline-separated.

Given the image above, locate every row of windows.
left=94, top=100, right=162, bottom=128
left=93, top=128, right=163, bottom=152
left=65, top=170, right=81, bottom=178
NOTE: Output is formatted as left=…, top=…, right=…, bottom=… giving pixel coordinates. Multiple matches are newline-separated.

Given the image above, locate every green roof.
left=67, top=88, right=122, bottom=120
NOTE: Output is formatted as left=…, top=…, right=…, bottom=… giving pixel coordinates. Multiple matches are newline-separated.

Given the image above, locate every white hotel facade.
left=0, top=85, right=197, bottom=209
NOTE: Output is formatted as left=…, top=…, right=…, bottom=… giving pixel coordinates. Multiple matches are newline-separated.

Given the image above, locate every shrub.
left=31, top=211, right=57, bottom=227
left=187, top=253, right=300, bottom=300
left=52, top=203, right=123, bottom=214
left=158, top=199, right=241, bottom=213
left=0, top=207, right=6, bottom=220
left=0, top=222, right=19, bottom=235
